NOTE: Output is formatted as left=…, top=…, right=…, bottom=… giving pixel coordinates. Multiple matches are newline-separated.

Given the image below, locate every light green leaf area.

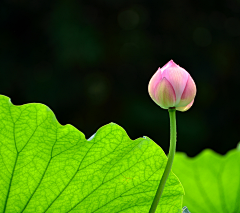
left=173, top=147, right=240, bottom=213
left=0, top=95, right=183, bottom=213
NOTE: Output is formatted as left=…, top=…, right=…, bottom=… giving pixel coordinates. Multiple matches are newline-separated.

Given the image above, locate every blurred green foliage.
left=173, top=146, right=240, bottom=213
left=1, top=0, right=240, bottom=156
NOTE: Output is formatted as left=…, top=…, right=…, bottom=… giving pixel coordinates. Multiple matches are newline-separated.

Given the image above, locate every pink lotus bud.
left=148, top=60, right=196, bottom=112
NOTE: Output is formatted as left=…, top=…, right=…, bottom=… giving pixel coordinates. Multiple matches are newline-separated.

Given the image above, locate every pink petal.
left=176, top=99, right=194, bottom=112
left=175, top=75, right=196, bottom=107
left=161, top=59, right=175, bottom=73
left=155, top=77, right=176, bottom=109
left=161, top=61, right=189, bottom=105
left=148, top=67, right=162, bottom=102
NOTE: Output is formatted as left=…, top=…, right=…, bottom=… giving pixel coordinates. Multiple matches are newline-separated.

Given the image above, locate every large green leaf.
left=173, top=147, right=240, bottom=213
left=0, top=95, right=183, bottom=213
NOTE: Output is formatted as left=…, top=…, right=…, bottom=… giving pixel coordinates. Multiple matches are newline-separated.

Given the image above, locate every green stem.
left=149, top=108, right=177, bottom=213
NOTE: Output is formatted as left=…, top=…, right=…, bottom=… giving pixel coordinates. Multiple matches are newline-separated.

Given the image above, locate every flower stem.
left=149, top=108, right=177, bottom=213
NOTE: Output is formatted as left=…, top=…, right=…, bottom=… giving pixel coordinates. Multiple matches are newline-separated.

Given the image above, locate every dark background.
left=1, top=0, right=240, bottom=156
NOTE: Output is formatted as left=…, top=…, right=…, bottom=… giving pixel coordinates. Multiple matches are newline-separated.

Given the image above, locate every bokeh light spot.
left=209, top=11, right=226, bottom=30
left=193, top=27, right=212, bottom=47
left=224, top=17, right=240, bottom=36
left=118, top=9, right=139, bottom=30
left=84, top=72, right=110, bottom=105
left=119, top=43, right=139, bottom=61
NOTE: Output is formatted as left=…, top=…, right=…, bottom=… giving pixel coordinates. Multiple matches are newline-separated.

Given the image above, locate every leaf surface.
left=0, top=95, right=183, bottom=213
left=173, top=147, right=240, bottom=213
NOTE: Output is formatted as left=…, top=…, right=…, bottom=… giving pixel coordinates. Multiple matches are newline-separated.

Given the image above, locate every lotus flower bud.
left=148, top=60, right=196, bottom=112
